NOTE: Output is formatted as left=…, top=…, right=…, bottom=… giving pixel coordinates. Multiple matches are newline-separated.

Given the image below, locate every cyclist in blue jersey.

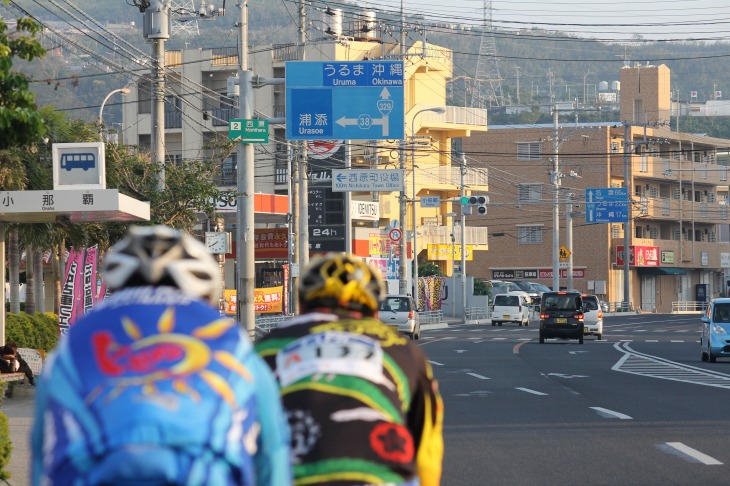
left=32, top=225, right=291, bottom=486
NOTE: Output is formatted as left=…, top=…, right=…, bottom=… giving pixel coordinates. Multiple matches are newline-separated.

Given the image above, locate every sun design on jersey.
left=88, top=307, right=252, bottom=407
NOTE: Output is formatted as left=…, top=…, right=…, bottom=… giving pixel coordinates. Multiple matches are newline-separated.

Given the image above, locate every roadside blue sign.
left=286, top=61, right=405, bottom=140
left=585, top=187, right=629, bottom=223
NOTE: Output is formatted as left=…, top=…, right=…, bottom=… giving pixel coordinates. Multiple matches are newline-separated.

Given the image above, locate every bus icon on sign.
left=60, top=153, right=96, bottom=171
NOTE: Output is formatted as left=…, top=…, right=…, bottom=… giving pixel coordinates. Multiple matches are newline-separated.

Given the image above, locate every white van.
left=491, top=293, right=531, bottom=327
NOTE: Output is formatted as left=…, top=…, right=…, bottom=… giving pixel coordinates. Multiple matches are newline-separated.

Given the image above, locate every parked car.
left=581, top=294, right=603, bottom=340
left=379, top=294, right=420, bottom=340
left=483, top=280, right=532, bottom=305
left=539, top=291, right=585, bottom=344
left=506, top=281, right=541, bottom=304
left=701, top=298, right=730, bottom=362
left=491, top=293, right=531, bottom=327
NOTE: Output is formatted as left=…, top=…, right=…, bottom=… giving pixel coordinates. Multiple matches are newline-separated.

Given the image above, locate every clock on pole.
left=205, top=232, right=229, bottom=254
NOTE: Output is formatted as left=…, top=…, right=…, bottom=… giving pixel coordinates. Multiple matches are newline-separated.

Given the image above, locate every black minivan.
left=539, top=291, right=584, bottom=344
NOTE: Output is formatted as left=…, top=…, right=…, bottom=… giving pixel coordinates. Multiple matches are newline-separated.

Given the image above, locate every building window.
left=611, top=224, right=621, bottom=238
left=518, top=184, right=542, bottom=202
left=517, top=142, right=541, bottom=160
left=517, top=225, right=542, bottom=244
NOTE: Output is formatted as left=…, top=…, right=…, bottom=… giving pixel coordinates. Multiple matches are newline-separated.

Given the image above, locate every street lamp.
left=408, top=106, right=445, bottom=308
left=99, top=87, right=131, bottom=139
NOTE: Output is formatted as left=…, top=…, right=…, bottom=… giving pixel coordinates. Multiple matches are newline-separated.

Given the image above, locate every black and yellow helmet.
left=299, top=253, right=386, bottom=315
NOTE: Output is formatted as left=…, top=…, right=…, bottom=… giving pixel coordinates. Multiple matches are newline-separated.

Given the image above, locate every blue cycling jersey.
left=31, top=286, right=291, bottom=486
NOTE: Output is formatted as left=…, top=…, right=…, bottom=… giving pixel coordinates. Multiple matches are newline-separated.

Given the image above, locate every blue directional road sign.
left=286, top=61, right=405, bottom=140
left=585, top=187, right=629, bottom=223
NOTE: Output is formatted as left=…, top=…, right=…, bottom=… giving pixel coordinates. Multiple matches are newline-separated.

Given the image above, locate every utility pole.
left=460, top=155, right=467, bottom=324
left=236, top=0, right=255, bottom=336
left=297, top=0, right=309, bottom=278
left=142, top=0, right=170, bottom=190
left=622, top=121, right=632, bottom=310
left=514, top=66, right=520, bottom=105
left=398, top=0, right=408, bottom=294
left=566, top=199, right=574, bottom=291
left=551, top=104, right=561, bottom=291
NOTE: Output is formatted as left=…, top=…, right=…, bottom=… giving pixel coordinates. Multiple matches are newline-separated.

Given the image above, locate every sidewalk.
left=2, top=386, right=34, bottom=486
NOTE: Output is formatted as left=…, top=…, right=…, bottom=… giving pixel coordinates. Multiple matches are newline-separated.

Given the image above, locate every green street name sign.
left=228, top=119, right=269, bottom=143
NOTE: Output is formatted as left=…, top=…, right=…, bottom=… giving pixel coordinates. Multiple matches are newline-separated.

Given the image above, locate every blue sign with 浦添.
left=286, top=61, right=405, bottom=141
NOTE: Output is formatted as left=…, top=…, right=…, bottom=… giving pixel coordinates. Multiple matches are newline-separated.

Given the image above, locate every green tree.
left=0, top=3, right=46, bottom=149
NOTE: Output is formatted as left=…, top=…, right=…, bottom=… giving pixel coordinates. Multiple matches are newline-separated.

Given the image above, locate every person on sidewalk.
left=255, top=253, right=444, bottom=486
left=32, top=225, right=291, bottom=486
left=0, top=342, right=35, bottom=385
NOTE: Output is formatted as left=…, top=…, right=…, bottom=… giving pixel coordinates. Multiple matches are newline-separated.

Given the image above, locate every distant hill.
left=4, top=1, right=730, bottom=136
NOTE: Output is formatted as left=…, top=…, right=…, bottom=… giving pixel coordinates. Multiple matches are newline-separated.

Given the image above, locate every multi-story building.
left=122, top=15, right=488, bottom=295
left=465, top=63, right=730, bottom=313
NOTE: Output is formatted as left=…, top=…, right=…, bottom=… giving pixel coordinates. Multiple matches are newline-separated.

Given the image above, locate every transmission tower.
left=473, top=0, right=504, bottom=108
left=171, top=0, right=200, bottom=36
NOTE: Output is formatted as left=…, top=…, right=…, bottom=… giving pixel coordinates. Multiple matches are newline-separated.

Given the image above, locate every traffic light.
left=461, top=195, right=489, bottom=215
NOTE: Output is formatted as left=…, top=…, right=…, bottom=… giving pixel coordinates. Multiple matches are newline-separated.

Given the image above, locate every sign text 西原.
left=331, top=169, right=404, bottom=192
left=228, top=119, right=269, bottom=143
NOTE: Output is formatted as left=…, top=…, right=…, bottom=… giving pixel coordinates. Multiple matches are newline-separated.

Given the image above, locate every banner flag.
left=58, top=247, right=85, bottom=336
left=83, top=246, right=98, bottom=315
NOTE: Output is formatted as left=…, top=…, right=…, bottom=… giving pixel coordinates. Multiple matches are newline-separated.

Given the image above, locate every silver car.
left=379, top=294, right=421, bottom=340
left=581, top=294, right=604, bottom=340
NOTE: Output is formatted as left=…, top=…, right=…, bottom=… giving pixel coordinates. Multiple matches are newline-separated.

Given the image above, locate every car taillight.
left=540, top=313, right=547, bottom=319
left=597, top=310, right=603, bottom=318
left=408, top=310, right=414, bottom=319
left=574, top=313, right=584, bottom=321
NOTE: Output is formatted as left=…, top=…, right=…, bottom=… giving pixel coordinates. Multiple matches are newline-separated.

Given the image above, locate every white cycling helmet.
left=102, top=225, right=220, bottom=304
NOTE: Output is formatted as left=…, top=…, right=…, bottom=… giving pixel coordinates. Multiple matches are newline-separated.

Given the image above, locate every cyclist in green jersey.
left=255, top=253, right=443, bottom=486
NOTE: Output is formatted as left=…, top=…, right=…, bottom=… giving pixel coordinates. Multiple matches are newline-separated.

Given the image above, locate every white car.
left=379, top=294, right=420, bottom=339
left=491, top=293, right=531, bottom=327
left=581, top=294, right=604, bottom=340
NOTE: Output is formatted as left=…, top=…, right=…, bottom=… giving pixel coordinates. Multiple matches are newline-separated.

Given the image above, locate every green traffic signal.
left=460, top=196, right=470, bottom=205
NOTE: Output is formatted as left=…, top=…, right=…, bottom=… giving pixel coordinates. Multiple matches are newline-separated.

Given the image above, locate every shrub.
left=4, top=311, right=59, bottom=353
left=0, top=411, right=11, bottom=482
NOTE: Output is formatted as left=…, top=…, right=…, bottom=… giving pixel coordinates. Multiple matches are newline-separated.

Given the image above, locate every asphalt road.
left=421, top=313, right=730, bottom=486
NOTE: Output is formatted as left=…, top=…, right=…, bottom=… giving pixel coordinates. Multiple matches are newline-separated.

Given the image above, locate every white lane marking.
left=456, top=350, right=467, bottom=353
left=492, top=337, right=507, bottom=341
left=428, top=360, right=444, bottom=366
left=466, top=372, right=490, bottom=380
left=467, top=337, right=480, bottom=340
left=645, top=340, right=659, bottom=342
left=516, top=387, right=547, bottom=396
left=620, top=339, right=633, bottom=342
left=590, top=407, right=633, bottom=419
left=670, top=340, right=685, bottom=343
left=518, top=338, right=531, bottom=341
left=547, top=373, right=588, bottom=378
left=663, top=442, right=723, bottom=465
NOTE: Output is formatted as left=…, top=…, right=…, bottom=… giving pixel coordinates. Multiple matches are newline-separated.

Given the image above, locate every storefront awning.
left=638, top=267, right=688, bottom=276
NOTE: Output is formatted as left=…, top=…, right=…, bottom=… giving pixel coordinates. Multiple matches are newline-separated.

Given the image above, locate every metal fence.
left=465, top=307, right=489, bottom=321
left=254, top=314, right=289, bottom=338
left=671, top=301, right=709, bottom=314
left=420, top=310, right=443, bottom=324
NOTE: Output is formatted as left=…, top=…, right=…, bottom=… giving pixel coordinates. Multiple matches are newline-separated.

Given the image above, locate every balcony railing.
left=212, top=107, right=237, bottom=126
left=635, top=156, right=728, bottom=182
left=635, top=195, right=729, bottom=222
left=273, top=44, right=301, bottom=63
left=409, top=166, right=488, bottom=189
left=410, top=105, right=488, bottom=130
left=419, top=225, right=490, bottom=247
left=165, top=111, right=182, bottom=129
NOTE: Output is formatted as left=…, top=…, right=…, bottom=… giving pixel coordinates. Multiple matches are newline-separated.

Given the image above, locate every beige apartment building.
left=465, top=64, right=730, bottom=313
left=122, top=19, right=488, bottom=295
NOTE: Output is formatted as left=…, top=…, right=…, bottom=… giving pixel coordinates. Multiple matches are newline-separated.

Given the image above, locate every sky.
left=361, top=0, right=730, bottom=42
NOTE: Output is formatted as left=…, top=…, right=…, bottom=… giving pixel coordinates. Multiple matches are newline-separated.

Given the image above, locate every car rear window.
left=583, top=299, right=598, bottom=311
left=380, top=297, right=411, bottom=312
left=542, top=293, right=582, bottom=311
left=495, top=295, right=519, bottom=306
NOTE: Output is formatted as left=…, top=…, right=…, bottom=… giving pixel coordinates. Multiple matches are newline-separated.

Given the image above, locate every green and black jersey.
left=255, top=312, right=444, bottom=486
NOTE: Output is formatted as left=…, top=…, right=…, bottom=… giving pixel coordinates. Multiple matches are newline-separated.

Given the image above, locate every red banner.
left=254, top=228, right=289, bottom=259
left=616, top=245, right=660, bottom=266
